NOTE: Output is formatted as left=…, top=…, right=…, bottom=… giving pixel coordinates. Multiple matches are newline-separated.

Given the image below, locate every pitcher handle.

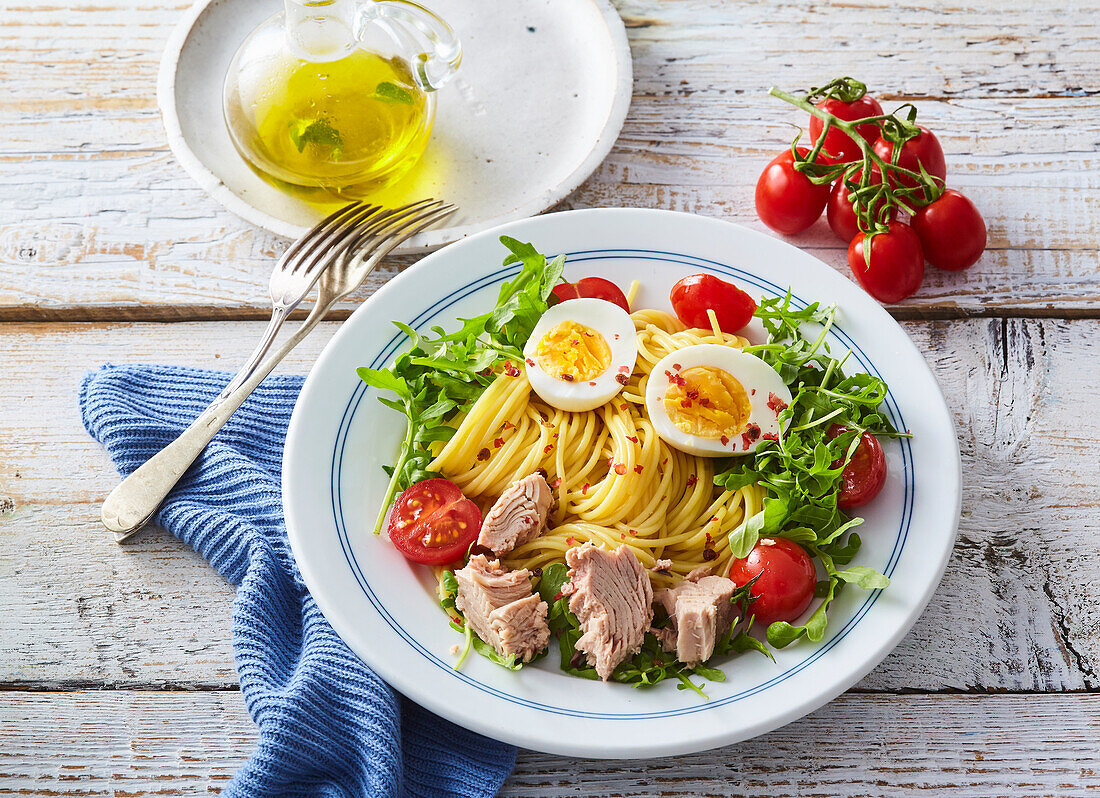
left=359, top=0, right=461, bottom=90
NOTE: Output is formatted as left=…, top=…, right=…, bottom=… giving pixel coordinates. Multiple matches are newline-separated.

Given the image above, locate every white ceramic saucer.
left=158, top=0, right=632, bottom=251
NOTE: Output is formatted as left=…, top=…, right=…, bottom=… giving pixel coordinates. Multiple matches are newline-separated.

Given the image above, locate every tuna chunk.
left=652, top=574, right=739, bottom=667
left=477, top=473, right=554, bottom=556
left=565, top=543, right=653, bottom=680
left=454, top=554, right=549, bottom=663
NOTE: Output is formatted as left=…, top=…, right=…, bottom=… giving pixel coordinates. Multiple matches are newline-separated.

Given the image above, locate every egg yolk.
left=663, top=366, right=751, bottom=439
left=535, top=321, right=612, bottom=382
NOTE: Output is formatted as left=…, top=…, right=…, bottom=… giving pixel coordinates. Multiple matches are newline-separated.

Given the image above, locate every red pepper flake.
left=561, top=373, right=575, bottom=382
left=525, top=357, right=535, bottom=367
left=686, top=389, right=699, bottom=400
left=544, top=444, right=554, bottom=454
left=680, top=399, right=692, bottom=408
left=570, top=338, right=580, bottom=347
left=686, top=474, right=697, bottom=487
left=615, top=373, right=629, bottom=385
left=550, top=477, right=562, bottom=488
left=626, top=435, right=638, bottom=443
left=502, top=421, right=515, bottom=431
left=751, top=388, right=756, bottom=395
left=582, top=483, right=590, bottom=494
left=673, top=363, right=682, bottom=371
left=620, top=403, right=630, bottom=412
left=767, top=392, right=789, bottom=414
left=661, top=458, right=668, bottom=466
left=614, top=463, right=627, bottom=476
left=628, top=529, right=638, bottom=536
left=720, top=435, right=730, bottom=446
left=761, top=431, right=779, bottom=441
left=664, top=370, right=687, bottom=386
left=477, top=448, right=490, bottom=461
left=565, top=536, right=576, bottom=546
left=494, top=437, right=505, bottom=448
left=740, top=423, right=761, bottom=450
left=552, top=591, right=565, bottom=602
left=620, top=533, right=626, bottom=540
left=633, top=464, right=644, bottom=474
left=589, top=381, right=597, bottom=386
left=614, top=333, right=621, bottom=340
left=699, top=398, right=710, bottom=406
left=705, top=532, right=713, bottom=543
left=503, top=361, right=520, bottom=377
left=618, top=365, right=630, bottom=374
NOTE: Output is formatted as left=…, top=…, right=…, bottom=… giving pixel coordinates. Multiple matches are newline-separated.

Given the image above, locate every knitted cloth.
left=80, top=364, right=516, bottom=798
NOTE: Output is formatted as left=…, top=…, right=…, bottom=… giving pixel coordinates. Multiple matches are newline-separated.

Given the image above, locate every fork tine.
left=350, top=199, right=447, bottom=245
left=289, top=203, right=385, bottom=276
left=346, top=203, right=457, bottom=262
left=278, top=201, right=366, bottom=267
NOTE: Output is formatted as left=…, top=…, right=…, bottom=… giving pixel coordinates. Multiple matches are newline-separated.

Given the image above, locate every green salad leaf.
left=358, top=236, right=565, bottom=533
left=715, top=291, right=907, bottom=648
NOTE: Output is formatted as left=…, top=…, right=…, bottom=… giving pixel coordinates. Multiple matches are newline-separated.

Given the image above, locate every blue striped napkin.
left=80, top=363, right=516, bottom=798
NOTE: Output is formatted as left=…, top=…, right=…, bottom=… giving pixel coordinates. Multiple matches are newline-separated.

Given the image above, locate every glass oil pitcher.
left=223, top=0, right=460, bottom=198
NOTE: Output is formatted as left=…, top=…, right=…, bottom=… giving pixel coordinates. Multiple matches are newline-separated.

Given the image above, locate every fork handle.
left=101, top=298, right=336, bottom=542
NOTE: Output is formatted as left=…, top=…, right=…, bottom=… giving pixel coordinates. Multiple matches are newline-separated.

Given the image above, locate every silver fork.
left=216, top=200, right=382, bottom=401
left=101, top=199, right=457, bottom=542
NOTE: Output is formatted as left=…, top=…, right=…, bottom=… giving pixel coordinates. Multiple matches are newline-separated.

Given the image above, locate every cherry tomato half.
left=826, top=172, right=896, bottom=244
left=871, top=126, right=946, bottom=197
left=828, top=425, right=888, bottom=510
left=552, top=276, right=630, bottom=312
left=755, top=147, right=832, bottom=235
left=670, top=273, right=757, bottom=334
left=910, top=189, right=987, bottom=272
left=847, top=221, right=925, bottom=304
left=728, top=537, right=817, bottom=626
left=809, top=94, right=884, bottom=164
left=387, top=478, right=482, bottom=566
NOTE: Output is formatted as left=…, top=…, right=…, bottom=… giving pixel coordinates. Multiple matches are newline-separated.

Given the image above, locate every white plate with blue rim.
left=283, top=207, right=960, bottom=758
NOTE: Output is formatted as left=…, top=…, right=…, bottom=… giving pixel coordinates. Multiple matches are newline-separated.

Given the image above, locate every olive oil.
left=226, top=49, right=432, bottom=195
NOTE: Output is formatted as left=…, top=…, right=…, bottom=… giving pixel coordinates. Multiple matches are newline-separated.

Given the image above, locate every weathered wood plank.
left=0, top=318, right=1096, bottom=691
left=2, top=691, right=1100, bottom=796
left=1, top=1, right=1100, bottom=317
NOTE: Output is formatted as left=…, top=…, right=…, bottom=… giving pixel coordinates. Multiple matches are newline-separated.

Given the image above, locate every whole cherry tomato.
left=828, top=425, right=888, bottom=510
left=755, top=147, right=831, bottom=235
left=809, top=94, right=884, bottom=164
left=670, top=273, right=757, bottom=333
left=826, top=172, right=896, bottom=243
left=910, top=189, right=987, bottom=271
left=847, top=221, right=925, bottom=304
left=728, top=537, right=817, bottom=626
left=872, top=126, right=946, bottom=196
left=386, top=478, right=482, bottom=566
left=552, top=276, right=630, bottom=312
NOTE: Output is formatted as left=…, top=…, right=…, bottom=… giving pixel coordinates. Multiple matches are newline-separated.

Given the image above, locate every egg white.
left=522, top=298, right=638, bottom=412
left=645, top=344, right=792, bottom=457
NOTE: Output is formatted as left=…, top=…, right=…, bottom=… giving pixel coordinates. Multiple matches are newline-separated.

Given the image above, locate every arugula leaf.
left=717, top=291, right=904, bottom=650
left=360, top=237, right=565, bottom=533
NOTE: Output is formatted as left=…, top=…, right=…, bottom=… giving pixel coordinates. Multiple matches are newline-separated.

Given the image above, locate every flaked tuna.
left=477, top=473, right=554, bottom=556
left=565, top=543, right=653, bottom=680
left=454, top=554, right=549, bottom=663
left=652, top=573, right=738, bottom=666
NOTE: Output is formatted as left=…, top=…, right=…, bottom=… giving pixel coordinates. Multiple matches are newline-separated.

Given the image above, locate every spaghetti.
left=429, top=309, right=762, bottom=587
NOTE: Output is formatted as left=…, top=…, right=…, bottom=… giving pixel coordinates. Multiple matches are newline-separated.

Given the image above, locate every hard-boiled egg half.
left=645, top=344, right=792, bottom=457
left=523, top=298, right=638, bottom=412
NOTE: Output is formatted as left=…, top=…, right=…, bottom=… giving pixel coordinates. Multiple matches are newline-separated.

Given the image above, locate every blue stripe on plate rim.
left=328, top=247, right=914, bottom=720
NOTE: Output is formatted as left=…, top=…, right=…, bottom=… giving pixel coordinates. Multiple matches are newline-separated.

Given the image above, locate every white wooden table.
left=3, top=1, right=1099, bottom=795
